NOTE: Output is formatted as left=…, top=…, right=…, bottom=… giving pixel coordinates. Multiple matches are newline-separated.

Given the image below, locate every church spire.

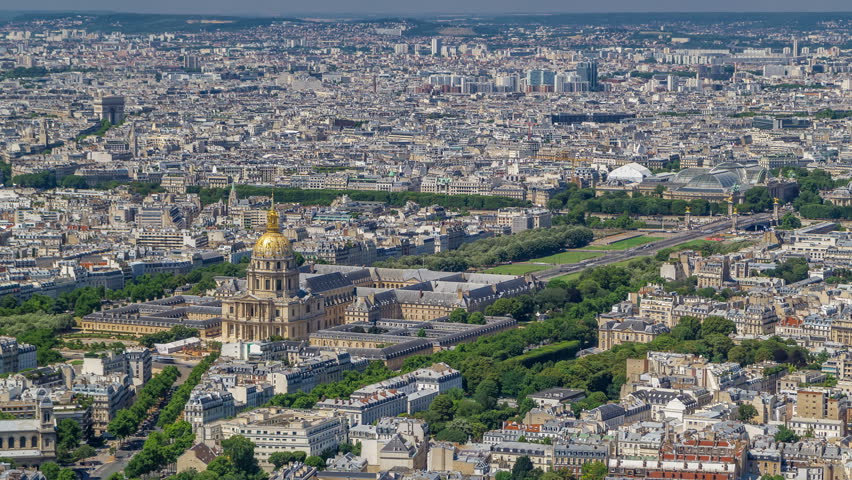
left=267, top=206, right=280, bottom=234
left=267, top=188, right=278, bottom=232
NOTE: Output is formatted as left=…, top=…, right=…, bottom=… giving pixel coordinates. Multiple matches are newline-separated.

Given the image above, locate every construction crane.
left=533, top=152, right=590, bottom=187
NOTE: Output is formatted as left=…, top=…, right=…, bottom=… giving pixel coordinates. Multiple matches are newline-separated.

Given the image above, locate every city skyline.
left=9, top=0, right=852, bottom=16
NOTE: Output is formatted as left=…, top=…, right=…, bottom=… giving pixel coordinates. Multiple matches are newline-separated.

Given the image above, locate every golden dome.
left=253, top=208, right=292, bottom=258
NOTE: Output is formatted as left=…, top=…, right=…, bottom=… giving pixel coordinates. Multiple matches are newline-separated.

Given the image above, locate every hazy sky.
left=11, top=0, right=852, bottom=16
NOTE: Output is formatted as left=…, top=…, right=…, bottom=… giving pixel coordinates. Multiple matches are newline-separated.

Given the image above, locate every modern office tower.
left=576, top=61, right=599, bottom=91
left=792, top=37, right=799, bottom=57
left=495, top=74, right=519, bottom=92
left=526, top=69, right=556, bottom=92
left=393, top=43, right=408, bottom=55
left=94, top=95, right=125, bottom=124
left=431, top=37, right=442, bottom=56
left=183, top=55, right=201, bottom=71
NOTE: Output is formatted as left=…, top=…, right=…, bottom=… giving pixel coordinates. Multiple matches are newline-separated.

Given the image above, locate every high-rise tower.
left=576, top=61, right=599, bottom=91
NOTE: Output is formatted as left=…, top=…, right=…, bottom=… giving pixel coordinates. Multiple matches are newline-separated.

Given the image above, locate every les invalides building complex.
left=221, top=207, right=327, bottom=341
left=82, top=206, right=535, bottom=350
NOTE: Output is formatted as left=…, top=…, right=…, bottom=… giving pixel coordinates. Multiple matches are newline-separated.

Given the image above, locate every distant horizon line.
left=3, top=9, right=852, bottom=18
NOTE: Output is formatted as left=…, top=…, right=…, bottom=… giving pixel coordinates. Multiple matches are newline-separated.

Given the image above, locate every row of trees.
left=374, top=225, right=593, bottom=271
left=268, top=361, right=395, bottom=410
left=448, top=309, right=487, bottom=325
left=12, top=170, right=57, bottom=189
left=0, top=312, right=74, bottom=365
left=29, top=175, right=166, bottom=193
left=765, top=257, right=810, bottom=285
left=36, top=462, right=77, bottom=480
left=0, top=261, right=248, bottom=323
left=777, top=167, right=852, bottom=219
left=798, top=203, right=852, bottom=220
left=139, top=325, right=200, bottom=348
left=123, top=352, right=221, bottom=478
left=105, top=260, right=248, bottom=305
left=158, top=435, right=265, bottom=480
left=0, top=287, right=105, bottom=318
left=0, top=261, right=246, bottom=372
left=55, top=417, right=96, bottom=464
left=191, top=185, right=530, bottom=210
left=158, top=352, right=220, bottom=426
left=547, top=185, right=731, bottom=217
left=107, top=366, right=181, bottom=439
left=494, top=457, right=607, bottom=480
left=123, top=421, right=197, bottom=478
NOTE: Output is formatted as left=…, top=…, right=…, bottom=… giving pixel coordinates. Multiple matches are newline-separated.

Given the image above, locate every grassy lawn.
left=582, top=235, right=663, bottom=251
left=530, top=251, right=603, bottom=264
left=486, top=263, right=551, bottom=275
left=550, top=256, right=652, bottom=283
left=486, top=249, right=605, bottom=276
left=673, top=239, right=716, bottom=250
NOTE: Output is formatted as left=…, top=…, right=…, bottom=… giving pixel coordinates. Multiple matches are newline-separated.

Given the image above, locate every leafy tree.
left=430, top=394, right=456, bottom=422
left=60, top=175, right=89, bottom=189
left=338, top=443, right=360, bottom=456
left=765, top=257, right=809, bottom=285
left=158, top=355, right=217, bottom=426
left=304, top=456, right=326, bottom=470
left=474, top=379, right=499, bottom=409
left=435, top=428, right=469, bottom=443
left=269, top=452, right=307, bottom=470
left=222, top=435, right=261, bottom=476
left=12, top=170, right=56, bottom=189
left=485, top=296, right=535, bottom=322
left=449, top=308, right=469, bottom=324
left=56, top=469, right=76, bottom=480
left=139, top=325, right=200, bottom=348
left=670, top=316, right=701, bottom=341
left=700, top=316, right=737, bottom=337
left=73, top=445, right=96, bottom=460
left=738, top=404, right=758, bottom=423
left=269, top=452, right=290, bottom=470
left=57, top=419, right=82, bottom=451
left=775, top=425, right=800, bottom=443
left=511, top=456, right=534, bottom=480
left=779, top=212, right=802, bottom=230
left=108, top=366, right=180, bottom=439
left=580, top=461, right=608, bottom=480
left=41, top=462, right=61, bottom=480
